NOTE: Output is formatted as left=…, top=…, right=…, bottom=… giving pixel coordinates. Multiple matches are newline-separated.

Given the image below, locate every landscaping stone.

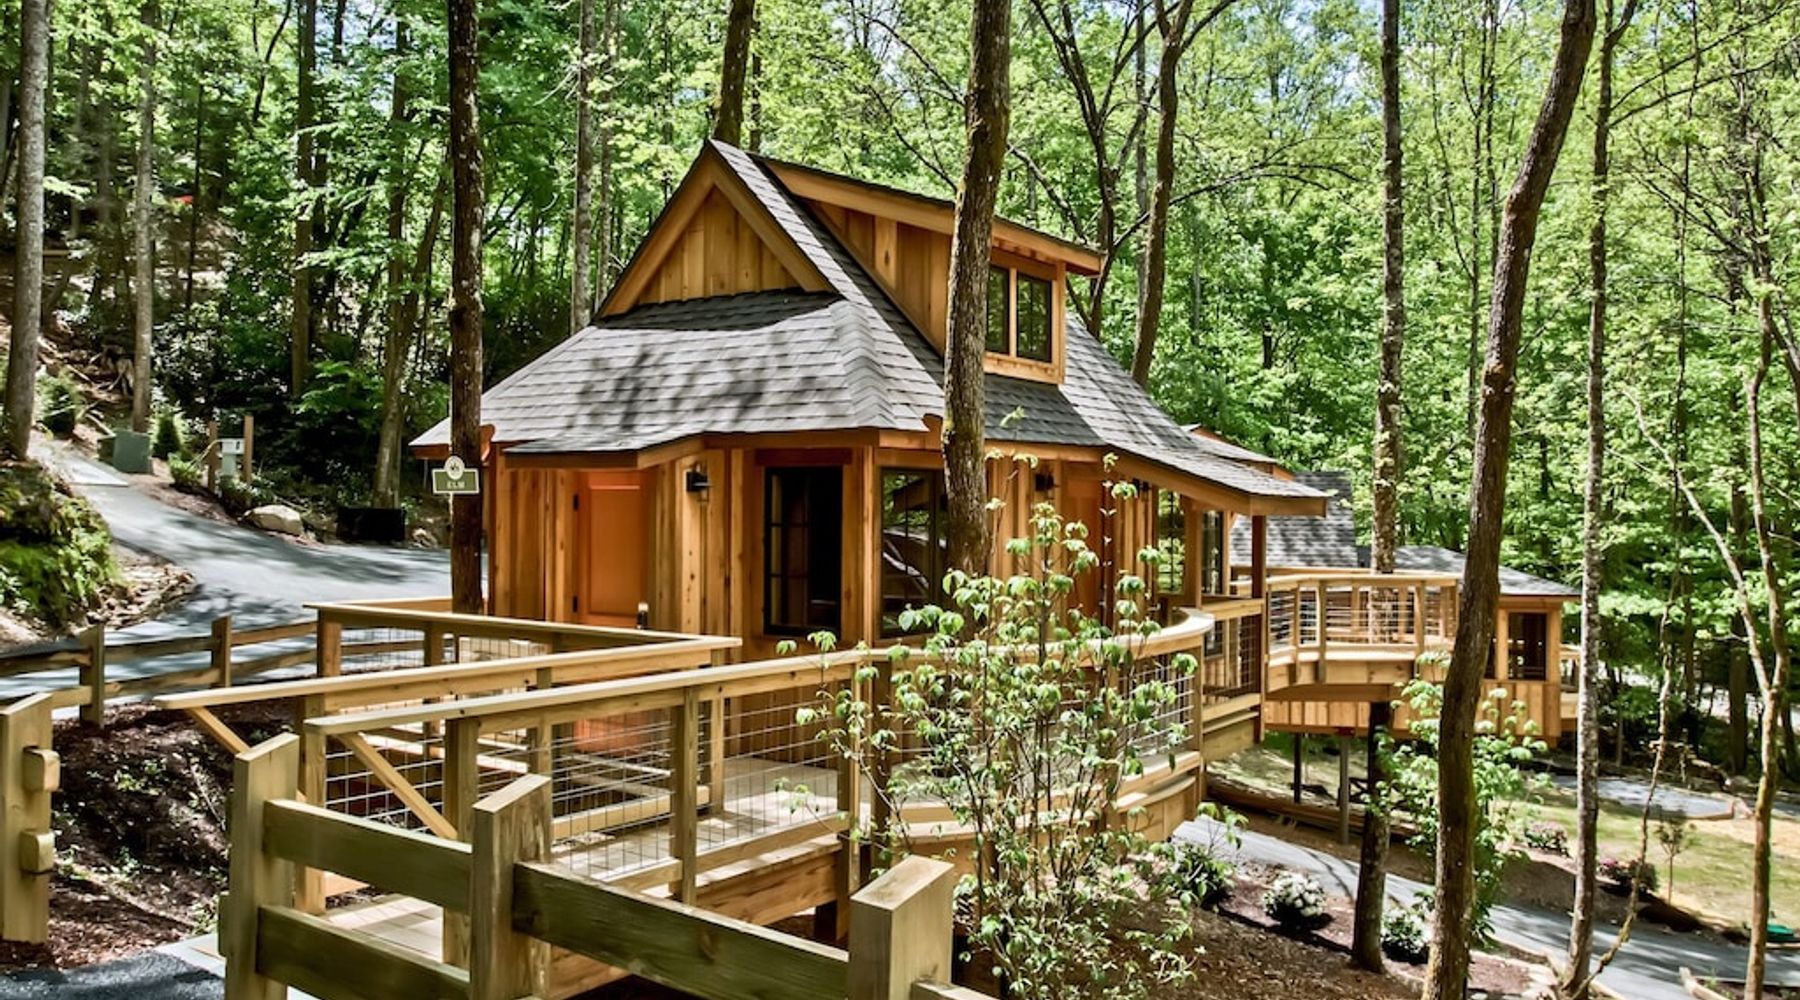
left=245, top=504, right=303, bottom=536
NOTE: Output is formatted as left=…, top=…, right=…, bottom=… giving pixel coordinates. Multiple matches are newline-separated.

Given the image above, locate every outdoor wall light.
left=685, top=468, right=711, bottom=493
left=1033, top=471, right=1056, bottom=493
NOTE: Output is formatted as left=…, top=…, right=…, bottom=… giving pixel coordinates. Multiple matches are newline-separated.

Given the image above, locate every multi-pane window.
left=1199, top=510, right=1226, bottom=596
left=1155, top=490, right=1186, bottom=596
left=880, top=469, right=948, bottom=636
left=1508, top=611, right=1549, bottom=681
left=764, top=467, right=842, bottom=636
left=984, top=265, right=1056, bottom=363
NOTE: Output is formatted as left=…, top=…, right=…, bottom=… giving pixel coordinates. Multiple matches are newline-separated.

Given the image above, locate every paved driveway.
left=1175, top=817, right=1800, bottom=1000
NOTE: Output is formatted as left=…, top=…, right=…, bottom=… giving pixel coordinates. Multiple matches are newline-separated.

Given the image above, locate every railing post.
left=1313, top=581, right=1328, bottom=682
left=212, top=615, right=235, bottom=688
left=848, top=855, right=957, bottom=1000
left=469, top=775, right=551, bottom=1000
left=824, top=670, right=865, bottom=942
left=1413, top=584, right=1427, bottom=656
left=443, top=716, right=481, bottom=968
left=0, top=695, right=55, bottom=943
left=223, top=734, right=297, bottom=1000
left=79, top=624, right=106, bottom=727
left=707, top=648, right=728, bottom=815
left=294, top=698, right=327, bottom=914
left=669, top=688, right=699, bottom=905
left=315, top=612, right=342, bottom=678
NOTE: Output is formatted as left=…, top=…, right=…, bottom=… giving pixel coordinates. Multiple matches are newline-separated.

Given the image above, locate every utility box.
left=219, top=438, right=244, bottom=480
left=108, top=430, right=151, bottom=474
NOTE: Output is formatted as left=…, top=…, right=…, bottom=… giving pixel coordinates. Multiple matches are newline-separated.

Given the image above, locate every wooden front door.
left=576, top=470, right=649, bottom=626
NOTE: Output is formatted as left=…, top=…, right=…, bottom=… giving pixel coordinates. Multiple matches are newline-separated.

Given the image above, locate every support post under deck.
left=1291, top=733, right=1304, bottom=804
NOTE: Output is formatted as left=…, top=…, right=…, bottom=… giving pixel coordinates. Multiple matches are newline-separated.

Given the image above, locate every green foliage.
left=167, top=455, right=204, bottom=491
left=217, top=475, right=275, bottom=516
left=1523, top=820, right=1570, bottom=857
left=151, top=410, right=188, bottom=461
left=1381, top=897, right=1431, bottom=964
left=38, top=374, right=85, bottom=437
left=1261, top=871, right=1327, bottom=930
left=810, top=497, right=1199, bottom=1000
left=0, top=462, right=118, bottom=627
left=1153, top=806, right=1244, bottom=910
left=1599, top=855, right=1659, bottom=896
left=1385, top=677, right=1548, bottom=941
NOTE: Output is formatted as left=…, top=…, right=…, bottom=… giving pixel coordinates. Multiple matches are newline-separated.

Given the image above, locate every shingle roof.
left=1228, top=470, right=1360, bottom=567
left=416, top=141, right=1322, bottom=506
left=1392, top=545, right=1580, bottom=599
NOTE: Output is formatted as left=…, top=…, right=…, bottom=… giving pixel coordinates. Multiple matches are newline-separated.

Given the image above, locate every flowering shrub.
left=1381, top=898, right=1430, bottom=964
left=1261, top=871, right=1327, bottom=930
left=1523, top=820, right=1569, bottom=856
left=1598, top=855, right=1658, bottom=895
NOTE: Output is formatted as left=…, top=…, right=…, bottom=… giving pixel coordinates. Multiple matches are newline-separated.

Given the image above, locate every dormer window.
left=985, top=264, right=1055, bottom=363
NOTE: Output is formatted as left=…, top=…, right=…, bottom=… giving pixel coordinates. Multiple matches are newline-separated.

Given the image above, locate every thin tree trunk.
left=569, top=0, right=595, bottom=332
left=130, top=0, right=158, bottom=433
left=1352, top=0, right=1403, bottom=970
left=1425, top=1, right=1595, bottom=995
left=372, top=22, right=414, bottom=510
left=290, top=0, right=316, bottom=397
left=1567, top=5, right=1633, bottom=994
left=2, top=0, right=49, bottom=457
left=448, top=0, right=486, bottom=615
left=713, top=0, right=755, bottom=145
left=942, top=0, right=1011, bottom=576
left=596, top=0, right=614, bottom=292
left=183, top=78, right=201, bottom=313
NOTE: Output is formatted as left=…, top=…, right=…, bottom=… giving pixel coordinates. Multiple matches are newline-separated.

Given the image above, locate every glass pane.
left=881, top=470, right=945, bottom=634
left=1016, top=274, right=1052, bottom=361
left=986, top=266, right=1009, bottom=353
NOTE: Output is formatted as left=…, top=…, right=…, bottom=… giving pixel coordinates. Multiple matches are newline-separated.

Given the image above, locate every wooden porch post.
left=1291, top=732, right=1304, bottom=804
left=469, top=774, right=551, bottom=1000
left=223, top=734, right=297, bottom=1000
left=848, top=856, right=957, bottom=1000
left=1336, top=732, right=1352, bottom=844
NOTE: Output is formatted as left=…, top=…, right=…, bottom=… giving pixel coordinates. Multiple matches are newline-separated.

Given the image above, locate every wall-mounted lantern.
left=1033, top=471, right=1056, bottom=494
left=685, top=468, right=712, bottom=493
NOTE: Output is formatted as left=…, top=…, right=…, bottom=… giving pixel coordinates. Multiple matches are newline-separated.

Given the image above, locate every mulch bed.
left=0, top=703, right=288, bottom=972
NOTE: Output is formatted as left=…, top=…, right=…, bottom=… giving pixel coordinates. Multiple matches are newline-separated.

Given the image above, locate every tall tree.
left=1566, top=0, right=1634, bottom=993
left=1351, top=0, right=1405, bottom=971
left=714, top=0, right=755, bottom=145
left=569, top=0, right=595, bottom=332
left=448, top=0, right=486, bottom=614
left=1, top=0, right=49, bottom=458
left=1129, top=0, right=1231, bottom=386
left=130, top=0, right=159, bottom=434
left=372, top=21, right=415, bottom=510
left=290, top=0, right=317, bottom=397
left=941, top=0, right=1011, bottom=576
left=1424, top=0, right=1595, bottom=994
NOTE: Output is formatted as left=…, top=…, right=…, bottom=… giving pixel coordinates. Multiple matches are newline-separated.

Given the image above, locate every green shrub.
left=1163, top=841, right=1237, bottom=909
left=217, top=474, right=274, bottom=515
left=0, top=461, right=118, bottom=626
left=151, top=410, right=187, bottom=460
left=38, top=374, right=85, bottom=436
left=1599, top=855, right=1658, bottom=895
left=1381, top=898, right=1430, bottom=964
left=168, top=455, right=204, bottom=491
left=1523, top=820, right=1569, bottom=856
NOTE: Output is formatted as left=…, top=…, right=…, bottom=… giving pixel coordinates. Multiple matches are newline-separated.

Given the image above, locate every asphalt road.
left=0, top=442, right=449, bottom=698
left=1175, top=815, right=1800, bottom=1000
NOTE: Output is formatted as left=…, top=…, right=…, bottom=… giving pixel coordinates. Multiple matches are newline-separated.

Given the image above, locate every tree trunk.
left=183, top=77, right=203, bottom=313
left=130, top=0, right=158, bottom=434
left=1567, top=6, right=1632, bottom=995
left=290, top=0, right=316, bottom=397
left=1, top=0, right=49, bottom=458
left=1424, top=1, right=1595, bottom=995
left=448, top=0, right=486, bottom=615
left=596, top=0, right=615, bottom=293
left=569, top=0, right=595, bottom=332
left=372, top=21, right=414, bottom=510
left=941, top=0, right=1010, bottom=576
left=713, top=0, right=755, bottom=145
left=1351, top=0, right=1403, bottom=970
left=1129, top=0, right=1206, bottom=387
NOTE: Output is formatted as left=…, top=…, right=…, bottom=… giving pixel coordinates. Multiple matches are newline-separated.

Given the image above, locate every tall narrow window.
left=985, top=266, right=1009, bottom=352
left=764, top=467, right=842, bottom=635
left=879, top=469, right=948, bottom=636
left=1199, top=510, right=1225, bottom=596
left=1015, top=273, right=1052, bottom=361
left=1155, top=490, right=1186, bottom=596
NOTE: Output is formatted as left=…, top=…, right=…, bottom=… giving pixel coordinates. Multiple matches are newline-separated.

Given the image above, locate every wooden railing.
left=274, top=608, right=1236, bottom=953
left=1263, top=569, right=1459, bottom=680
left=226, top=732, right=990, bottom=1000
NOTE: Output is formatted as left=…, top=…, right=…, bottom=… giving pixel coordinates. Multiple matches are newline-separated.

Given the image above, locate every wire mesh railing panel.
left=707, top=684, right=842, bottom=854
left=337, top=626, right=427, bottom=675
left=322, top=713, right=448, bottom=832
left=1267, top=590, right=1297, bottom=651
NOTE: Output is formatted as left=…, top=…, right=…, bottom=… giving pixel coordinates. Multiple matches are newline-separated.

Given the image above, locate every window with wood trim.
left=1155, top=490, right=1186, bottom=596
left=984, top=264, right=1057, bottom=364
left=879, top=469, right=948, bottom=636
left=1199, top=510, right=1226, bottom=597
left=764, top=467, right=843, bottom=636
left=1508, top=611, right=1549, bottom=681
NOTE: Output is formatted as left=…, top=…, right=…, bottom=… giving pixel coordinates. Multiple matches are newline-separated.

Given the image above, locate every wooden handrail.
left=308, top=601, right=712, bottom=647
